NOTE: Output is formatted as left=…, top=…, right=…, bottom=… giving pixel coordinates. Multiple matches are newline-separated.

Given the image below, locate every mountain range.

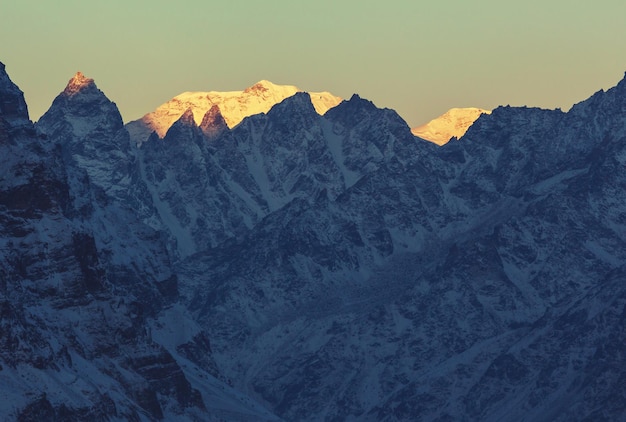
left=1, top=60, right=625, bottom=421
left=125, top=80, right=341, bottom=145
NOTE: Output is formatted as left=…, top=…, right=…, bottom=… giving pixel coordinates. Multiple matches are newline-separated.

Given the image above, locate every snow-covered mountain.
left=2, top=58, right=626, bottom=421
left=412, top=107, right=491, bottom=145
left=125, top=79, right=341, bottom=145
left=134, top=91, right=418, bottom=259
left=0, top=64, right=279, bottom=421
left=176, top=77, right=626, bottom=420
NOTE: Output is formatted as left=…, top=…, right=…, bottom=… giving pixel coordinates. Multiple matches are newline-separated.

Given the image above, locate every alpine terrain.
left=125, top=80, right=341, bottom=145
left=412, top=107, right=491, bottom=145
left=1, top=59, right=625, bottom=421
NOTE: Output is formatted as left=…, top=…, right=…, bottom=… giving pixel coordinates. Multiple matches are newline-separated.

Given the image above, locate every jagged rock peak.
left=0, top=61, right=30, bottom=122
left=164, top=107, right=202, bottom=141
left=346, top=93, right=377, bottom=110
left=267, top=92, right=316, bottom=117
left=63, top=71, right=96, bottom=96
left=324, top=93, right=382, bottom=123
left=199, top=104, right=227, bottom=138
left=176, top=108, right=196, bottom=127
left=37, top=70, right=124, bottom=136
left=607, top=70, right=626, bottom=97
left=200, top=104, right=225, bottom=126
left=126, top=80, right=342, bottom=143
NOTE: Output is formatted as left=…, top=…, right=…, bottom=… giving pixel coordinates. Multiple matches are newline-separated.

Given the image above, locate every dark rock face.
left=0, top=62, right=30, bottom=128
left=16, top=396, right=55, bottom=422
left=3, top=59, right=626, bottom=421
left=199, top=104, right=228, bottom=139
left=1, top=65, right=276, bottom=421
left=37, top=71, right=178, bottom=305
left=128, top=347, right=205, bottom=411
left=138, top=107, right=257, bottom=256
left=16, top=394, right=118, bottom=422
left=177, top=74, right=626, bottom=421
left=70, top=232, right=106, bottom=294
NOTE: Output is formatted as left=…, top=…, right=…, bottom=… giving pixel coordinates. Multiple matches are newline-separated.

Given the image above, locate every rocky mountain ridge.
left=125, top=79, right=341, bottom=145
left=1, top=64, right=279, bottom=421
left=1, top=60, right=626, bottom=421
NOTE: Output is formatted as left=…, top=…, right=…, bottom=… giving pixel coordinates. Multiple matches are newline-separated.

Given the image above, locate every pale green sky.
left=1, top=0, right=625, bottom=126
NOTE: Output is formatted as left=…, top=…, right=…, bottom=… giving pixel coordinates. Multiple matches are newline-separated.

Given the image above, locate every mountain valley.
left=1, top=61, right=625, bottom=421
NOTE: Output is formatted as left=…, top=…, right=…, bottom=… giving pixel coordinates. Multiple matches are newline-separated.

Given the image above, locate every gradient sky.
left=2, top=0, right=625, bottom=126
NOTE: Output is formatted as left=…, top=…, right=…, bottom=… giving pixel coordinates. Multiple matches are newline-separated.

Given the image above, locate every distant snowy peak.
left=129, top=80, right=342, bottom=141
left=412, top=107, right=491, bottom=145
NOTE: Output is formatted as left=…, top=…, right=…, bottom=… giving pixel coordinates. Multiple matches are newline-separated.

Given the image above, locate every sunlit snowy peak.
left=412, top=107, right=491, bottom=145
left=128, top=80, right=341, bottom=142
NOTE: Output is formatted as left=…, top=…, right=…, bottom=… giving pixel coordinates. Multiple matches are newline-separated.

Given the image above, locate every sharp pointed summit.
left=39, top=70, right=124, bottom=136
left=267, top=92, right=316, bottom=119
left=125, top=80, right=342, bottom=144
left=63, top=71, right=96, bottom=96
left=199, top=104, right=228, bottom=138
left=36, top=70, right=131, bottom=200
left=164, top=107, right=203, bottom=143
left=177, top=107, right=196, bottom=126
left=0, top=61, right=31, bottom=127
